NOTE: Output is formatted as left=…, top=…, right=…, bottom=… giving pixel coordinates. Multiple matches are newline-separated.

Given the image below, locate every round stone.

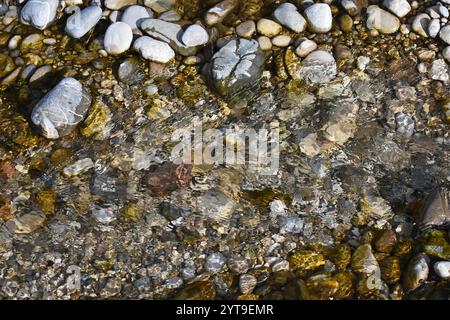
left=256, top=18, right=282, bottom=37
left=121, top=5, right=152, bottom=34
left=258, top=36, right=272, bottom=51
left=181, top=24, right=209, bottom=47
left=20, top=0, right=58, bottom=30
left=295, top=39, right=317, bottom=57
left=366, top=5, right=400, bottom=34
left=236, top=20, right=256, bottom=38
left=443, top=46, right=450, bottom=62
left=273, top=2, right=307, bottom=33
left=383, top=0, right=411, bottom=18
left=271, top=35, right=291, bottom=47
left=439, top=25, right=450, bottom=45
left=434, top=261, right=450, bottom=279
left=65, top=6, right=102, bottom=39
left=104, top=22, right=133, bottom=55
left=133, top=36, right=175, bottom=63
left=304, top=3, right=333, bottom=33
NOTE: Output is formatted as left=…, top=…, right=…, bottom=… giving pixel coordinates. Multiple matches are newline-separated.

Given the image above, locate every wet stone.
left=146, top=162, right=192, bottom=196
left=63, top=158, right=94, bottom=177
left=206, top=252, right=226, bottom=274
left=31, top=77, right=92, bottom=139
left=420, top=188, right=450, bottom=229
left=133, top=36, right=175, bottom=63
left=403, top=253, right=429, bottom=292
left=104, top=22, right=133, bottom=55
left=297, top=50, right=337, bottom=84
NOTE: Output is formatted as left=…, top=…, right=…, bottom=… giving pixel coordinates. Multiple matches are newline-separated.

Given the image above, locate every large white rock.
left=31, top=77, right=92, bottom=139
left=65, top=6, right=102, bottom=39
left=273, top=2, right=307, bottom=33
left=120, top=5, right=152, bottom=34
left=304, top=3, right=332, bottom=33
left=104, top=22, right=133, bottom=55
left=20, top=0, right=59, bottom=30
left=366, top=5, right=400, bottom=34
left=383, top=0, right=411, bottom=18
left=181, top=24, right=209, bottom=47
left=133, top=36, right=175, bottom=63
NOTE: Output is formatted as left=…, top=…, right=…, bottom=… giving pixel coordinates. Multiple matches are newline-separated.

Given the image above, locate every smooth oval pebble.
left=434, top=261, right=450, bottom=279
left=20, top=0, right=58, bottom=30
left=181, top=24, right=209, bottom=47
left=120, top=5, right=152, bottom=34
left=304, top=3, right=333, bottom=33
left=104, top=22, right=133, bottom=55
left=65, top=6, right=102, bottom=39
left=271, top=35, right=291, bottom=47
left=133, top=36, right=175, bottom=63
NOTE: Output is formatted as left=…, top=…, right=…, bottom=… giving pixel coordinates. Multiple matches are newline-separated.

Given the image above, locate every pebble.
left=29, top=65, right=52, bottom=82
left=63, top=158, right=95, bottom=177
left=395, top=112, right=415, bottom=137
left=208, top=38, right=265, bottom=97
left=357, top=56, right=370, bottom=71
left=434, top=261, right=450, bottom=279
left=133, top=36, right=175, bottom=63
left=258, top=36, right=272, bottom=51
left=420, top=188, right=449, bottom=229
left=31, top=77, right=92, bottom=139
left=20, top=0, right=58, bottom=30
left=439, top=25, right=450, bottom=44
left=236, top=20, right=256, bottom=38
left=366, top=5, right=400, bottom=34
left=429, top=59, right=449, bottom=83
left=412, top=13, right=431, bottom=37
left=8, top=35, right=21, bottom=50
left=104, top=22, right=133, bottom=55
left=256, top=18, right=282, bottom=37
left=295, top=39, right=317, bottom=57
left=104, top=0, right=137, bottom=10
left=304, top=3, right=333, bottom=33
left=181, top=24, right=209, bottom=47
left=13, top=212, right=46, bottom=234
left=205, top=252, right=226, bottom=273
left=121, top=5, right=152, bottom=34
left=298, top=50, right=337, bottom=84
left=403, top=253, right=429, bottom=292
left=158, top=10, right=181, bottom=22
left=383, top=0, right=411, bottom=18
left=271, top=35, right=291, bottom=47
left=443, top=46, right=450, bottom=62
left=428, top=19, right=441, bottom=38
left=144, top=84, right=158, bottom=96
left=205, top=0, right=237, bottom=26
left=273, top=2, right=307, bottom=33
left=91, top=203, right=117, bottom=224
left=341, top=0, right=359, bottom=16
left=140, top=18, right=197, bottom=56
left=65, top=5, right=102, bottom=39
left=239, top=274, right=257, bottom=294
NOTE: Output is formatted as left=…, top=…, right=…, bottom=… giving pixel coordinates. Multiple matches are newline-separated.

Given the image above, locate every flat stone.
left=65, top=5, right=102, bottom=39
left=304, top=3, right=333, bottom=33
left=181, top=24, right=209, bottom=47
left=366, top=5, right=400, bottom=34
left=31, top=77, right=92, bottom=139
left=140, top=18, right=197, bottom=56
left=256, top=18, right=282, bottom=37
left=20, top=0, right=58, bottom=30
left=121, top=5, right=152, bottom=35
left=133, top=36, right=175, bottom=63
left=104, top=22, right=133, bottom=55
left=273, top=2, right=307, bottom=33
left=208, top=38, right=266, bottom=98
left=204, top=0, right=238, bottom=26
left=63, top=158, right=95, bottom=177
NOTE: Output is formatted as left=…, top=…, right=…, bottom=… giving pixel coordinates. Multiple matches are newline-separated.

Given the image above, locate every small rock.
left=295, top=39, right=317, bottom=57
left=205, top=0, right=238, bottom=26
left=304, top=3, right=333, bottom=33
left=91, top=203, right=117, bottom=224
left=420, top=188, right=449, bottom=229
left=236, top=20, right=256, bottom=38
left=366, top=5, right=400, bottom=34
left=13, top=212, right=46, bottom=234
left=382, top=0, right=411, bottom=18
left=29, top=65, right=52, bottom=83
left=239, top=274, right=257, bottom=294
left=208, top=38, right=266, bottom=97
left=65, top=6, right=102, bottom=39
left=428, top=19, right=440, bottom=38
left=273, top=2, right=307, bottom=33
left=63, top=158, right=94, bottom=177
left=395, top=112, right=415, bottom=137
left=256, top=18, right=282, bottom=37
left=434, top=261, right=450, bottom=279
left=412, top=13, right=431, bottom=37
left=403, top=253, right=429, bottom=292
left=339, top=14, right=354, bottom=33
left=31, top=77, right=92, bottom=139
left=181, top=24, right=209, bottom=47
left=206, top=252, right=226, bottom=273
left=105, top=0, right=137, bottom=10
left=429, top=59, right=449, bottom=83
left=439, top=25, right=450, bottom=44
left=117, top=56, right=145, bottom=84
left=443, top=46, right=450, bottom=62
left=258, top=36, right=272, bottom=51
left=159, top=9, right=181, bottom=22
left=121, top=5, right=152, bottom=34
left=272, top=35, right=291, bottom=47
left=298, top=50, right=337, bottom=84
left=197, top=190, right=235, bottom=222
left=20, top=0, right=58, bottom=30
left=146, top=162, right=192, bottom=196
left=133, top=36, right=175, bottom=63
left=104, top=22, right=133, bottom=55
left=140, top=18, right=197, bottom=56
